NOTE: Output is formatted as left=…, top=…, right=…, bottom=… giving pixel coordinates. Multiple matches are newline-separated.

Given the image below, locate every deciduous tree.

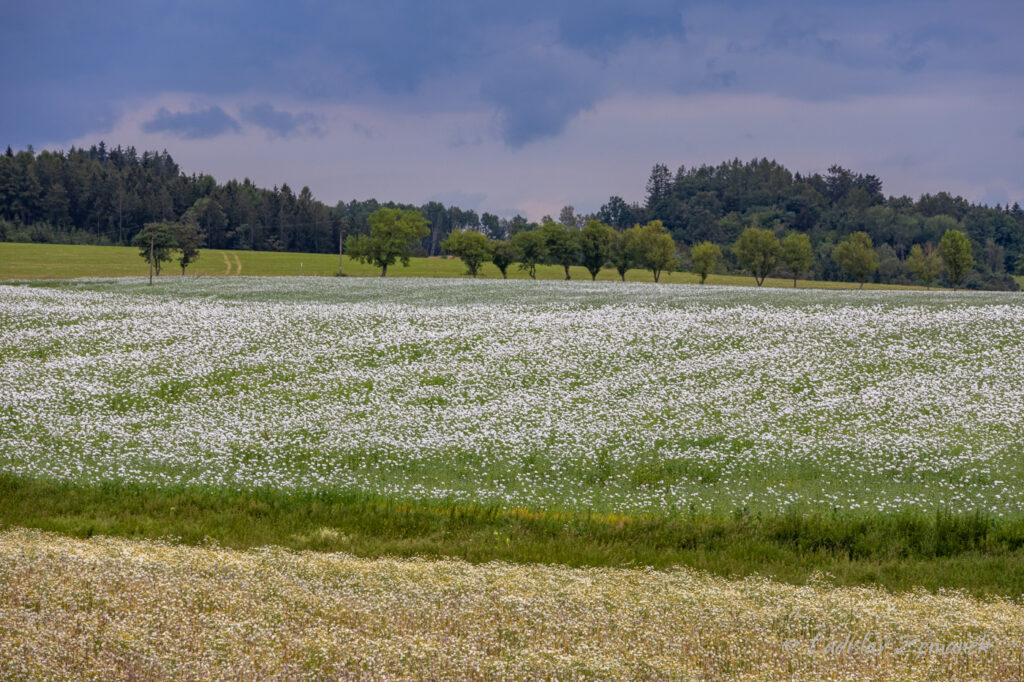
left=781, top=232, right=814, bottom=287
left=441, top=229, right=492, bottom=278
left=690, top=241, right=722, bottom=284
left=131, top=222, right=178, bottom=280
left=939, top=229, right=975, bottom=289
left=833, top=231, right=879, bottom=289
left=511, top=229, right=547, bottom=280
left=538, top=222, right=580, bottom=280
left=734, top=227, right=781, bottom=286
left=634, top=220, right=677, bottom=283
left=490, top=240, right=518, bottom=279
left=579, top=220, right=615, bottom=280
left=906, top=243, right=943, bottom=288
left=608, top=227, right=641, bottom=281
left=174, top=218, right=205, bottom=276
left=345, top=207, right=429, bottom=277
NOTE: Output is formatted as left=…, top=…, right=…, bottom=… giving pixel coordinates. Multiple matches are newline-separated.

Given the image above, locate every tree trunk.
left=338, top=224, right=344, bottom=276
left=793, top=277, right=797, bottom=288
left=148, top=234, right=154, bottom=285
left=380, top=263, right=388, bottom=277
left=564, top=265, right=571, bottom=280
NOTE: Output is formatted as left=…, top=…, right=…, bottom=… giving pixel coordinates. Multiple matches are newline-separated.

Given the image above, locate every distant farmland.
left=0, top=241, right=932, bottom=289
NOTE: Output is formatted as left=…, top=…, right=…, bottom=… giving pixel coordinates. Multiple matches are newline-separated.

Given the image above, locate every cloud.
left=239, top=102, right=323, bottom=138
left=7, top=0, right=1024, bottom=150
left=555, top=1, right=686, bottom=54
left=142, top=106, right=240, bottom=139
left=72, top=86, right=1024, bottom=228
left=481, top=42, right=605, bottom=147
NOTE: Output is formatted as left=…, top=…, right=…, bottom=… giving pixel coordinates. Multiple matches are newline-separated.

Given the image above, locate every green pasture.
left=0, top=241, right=925, bottom=289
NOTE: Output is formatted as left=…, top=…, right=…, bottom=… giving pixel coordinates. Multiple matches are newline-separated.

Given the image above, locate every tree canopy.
left=690, top=241, right=721, bottom=284
left=939, top=229, right=975, bottom=289
left=833, top=231, right=879, bottom=288
left=734, top=227, right=781, bottom=286
left=442, top=229, right=492, bottom=278
left=345, top=208, right=429, bottom=277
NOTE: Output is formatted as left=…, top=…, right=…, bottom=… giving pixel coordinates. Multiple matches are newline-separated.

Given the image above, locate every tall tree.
left=579, top=220, right=615, bottom=280
left=511, top=230, right=547, bottom=279
left=131, top=222, right=177, bottom=279
left=635, top=220, right=677, bottom=283
left=558, top=205, right=580, bottom=230
left=734, top=227, right=781, bottom=286
left=442, top=229, right=492, bottom=278
left=906, top=243, right=943, bottom=288
left=344, top=207, right=429, bottom=277
left=645, top=163, right=672, bottom=210
left=690, top=241, right=722, bottom=284
left=598, top=196, right=635, bottom=230
left=833, top=231, right=879, bottom=289
left=538, top=222, right=580, bottom=280
left=608, top=227, right=641, bottom=281
left=490, top=240, right=519, bottom=279
left=780, top=232, right=814, bottom=287
left=174, top=218, right=205, bottom=275
left=939, top=229, right=975, bottom=289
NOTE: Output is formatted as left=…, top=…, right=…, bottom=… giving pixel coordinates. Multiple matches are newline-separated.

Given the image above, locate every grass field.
left=0, top=240, right=929, bottom=289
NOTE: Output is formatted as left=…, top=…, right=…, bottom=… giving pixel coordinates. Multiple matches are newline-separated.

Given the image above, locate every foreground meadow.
left=1, top=528, right=1022, bottom=680
left=2, top=277, right=1023, bottom=516
left=2, top=277, right=1024, bottom=595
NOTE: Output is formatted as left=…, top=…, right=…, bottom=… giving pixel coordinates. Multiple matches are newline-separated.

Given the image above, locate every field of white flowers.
left=2, top=277, right=1023, bottom=515
left=2, top=528, right=1022, bottom=680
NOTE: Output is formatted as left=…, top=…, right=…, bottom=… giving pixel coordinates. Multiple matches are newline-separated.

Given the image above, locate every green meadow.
left=0, top=241, right=927, bottom=289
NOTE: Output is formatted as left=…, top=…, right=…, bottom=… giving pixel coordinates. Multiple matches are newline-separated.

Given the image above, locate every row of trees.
left=2, top=144, right=1021, bottom=290
left=450, top=219, right=679, bottom=282
left=349, top=207, right=980, bottom=290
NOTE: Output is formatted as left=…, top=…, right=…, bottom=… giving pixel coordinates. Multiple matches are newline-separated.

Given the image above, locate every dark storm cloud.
left=239, top=103, right=323, bottom=138
left=142, top=107, right=240, bottom=139
left=1, top=0, right=1022, bottom=151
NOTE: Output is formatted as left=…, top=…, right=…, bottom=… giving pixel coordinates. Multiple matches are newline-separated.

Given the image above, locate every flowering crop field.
left=4, top=277, right=1024, bottom=677
left=2, top=277, right=1023, bottom=517
left=2, top=528, right=1023, bottom=680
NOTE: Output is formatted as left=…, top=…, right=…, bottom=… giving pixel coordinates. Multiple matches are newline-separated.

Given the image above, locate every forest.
left=1, top=143, right=1021, bottom=289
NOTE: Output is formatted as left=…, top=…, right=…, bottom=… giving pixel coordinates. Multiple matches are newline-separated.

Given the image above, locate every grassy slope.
left=0, top=241, right=927, bottom=289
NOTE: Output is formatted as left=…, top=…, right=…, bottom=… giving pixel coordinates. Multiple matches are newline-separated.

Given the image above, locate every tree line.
left=347, top=206, right=980, bottom=290
left=1, top=143, right=1022, bottom=289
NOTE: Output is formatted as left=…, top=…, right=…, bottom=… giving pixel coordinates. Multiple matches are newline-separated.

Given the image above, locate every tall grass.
left=2, top=474, right=1023, bottom=597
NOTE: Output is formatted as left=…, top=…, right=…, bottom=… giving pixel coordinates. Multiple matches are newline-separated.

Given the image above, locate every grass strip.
left=2, top=473, right=1024, bottom=597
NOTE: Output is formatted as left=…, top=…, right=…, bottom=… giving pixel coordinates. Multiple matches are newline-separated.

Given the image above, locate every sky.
left=2, top=0, right=1023, bottom=219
